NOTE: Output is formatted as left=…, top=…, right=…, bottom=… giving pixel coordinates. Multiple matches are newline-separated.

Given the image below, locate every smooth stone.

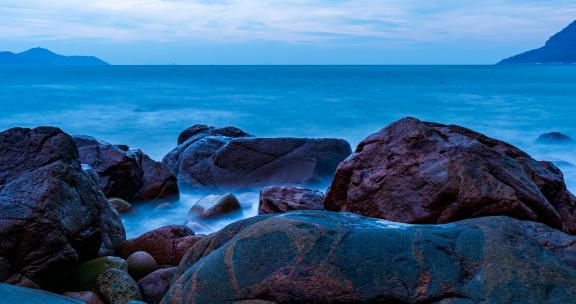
left=138, top=267, right=178, bottom=304
left=127, top=251, right=158, bottom=280
left=76, top=256, right=128, bottom=291
left=258, top=186, right=324, bottom=215
left=0, top=283, right=82, bottom=304
left=108, top=197, right=133, bottom=213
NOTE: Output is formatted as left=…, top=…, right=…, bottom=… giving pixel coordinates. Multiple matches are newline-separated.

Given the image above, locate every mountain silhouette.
left=0, top=48, right=109, bottom=65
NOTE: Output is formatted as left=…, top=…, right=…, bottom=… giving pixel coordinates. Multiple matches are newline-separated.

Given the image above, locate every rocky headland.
left=1, top=118, right=576, bottom=304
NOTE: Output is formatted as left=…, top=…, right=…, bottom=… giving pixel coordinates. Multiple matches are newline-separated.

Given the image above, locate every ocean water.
left=1, top=65, right=575, bottom=237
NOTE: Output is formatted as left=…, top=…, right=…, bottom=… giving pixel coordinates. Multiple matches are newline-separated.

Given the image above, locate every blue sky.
left=0, top=0, right=574, bottom=64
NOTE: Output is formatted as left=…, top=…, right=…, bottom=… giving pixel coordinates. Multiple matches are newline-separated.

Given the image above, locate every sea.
left=1, top=65, right=575, bottom=237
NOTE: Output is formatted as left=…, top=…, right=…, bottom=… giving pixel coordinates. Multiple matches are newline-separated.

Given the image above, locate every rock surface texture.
left=163, top=125, right=351, bottom=190
left=324, top=117, right=576, bottom=234
left=138, top=267, right=178, bottom=304
left=73, top=136, right=178, bottom=203
left=0, top=283, right=83, bottom=304
left=162, top=211, right=576, bottom=304
left=0, top=127, right=125, bottom=291
left=258, top=186, right=324, bottom=215
left=189, top=194, right=241, bottom=218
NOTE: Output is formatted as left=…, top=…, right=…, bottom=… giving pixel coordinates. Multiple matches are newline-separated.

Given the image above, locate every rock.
left=76, top=256, right=128, bottom=290
left=189, top=194, right=241, bottom=218
left=163, top=126, right=352, bottom=191
left=108, top=198, right=133, bottom=214
left=138, top=267, right=177, bottom=304
left=119, top=225, right=200, bottom=266
left=127, top=251, right=158, bottom=280
left=95, top=269, right=142, bottom=304
left=81, top=164, right=100, bottom=186
left=62, top=291, right=105, bottom=304
left=258, top=186, right=324, bottom=215
left=0, top=283, right=83, bottom=304
left=177, top=124, right=251, bottom=145
left=537, top=132, right=574, bottom=144
left=0, top=127, right=125, bottom=291
left=73, top=136, right=179, bottom=203
left=324, top=117, right=576, bottom=234
left=163, top=211, right=576, bottom=304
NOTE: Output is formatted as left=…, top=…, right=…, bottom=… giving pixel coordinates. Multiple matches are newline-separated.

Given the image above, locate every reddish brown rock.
left=324, top=117, right=576, bottom=234
left=177, top=124, right=251, bottom=145
left=259, top=186, right=324, bottom=215
left=73, top=136, right=179, bottom=203
left=138, top=267, right=178, bottom=304
left=0, top=127, right=125, bottom=291
left=63, top=291, right=105, bottom=304
left=189, top=193, right=241, bottom=218
left=163, top=211, right=576, bottom=304
left=163, top=126, right=351, bottom=191
left=108, top=198, right=133, bottom=214
left=127, top=251, right=158, bottom=280
left=119, top=225, right=202, bottom=266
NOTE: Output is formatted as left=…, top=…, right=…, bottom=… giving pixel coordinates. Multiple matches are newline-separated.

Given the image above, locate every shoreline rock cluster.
left=1, top=118, right=576, bottom=304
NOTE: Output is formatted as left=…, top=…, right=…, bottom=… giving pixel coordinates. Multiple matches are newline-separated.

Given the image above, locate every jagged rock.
left=259, top=186, right=324, bottom=215
left=74, top=136, right=178, bottom=203
left=119, top=225, right=200, bottom=266
left=163, top=126, right=351, bottom=191
left=189, top=194, right=241, bottom=218
left=0, top=127, right=125, bottom=291
left=324, top=117, right=576, bottom=234
left=163, top=211, right=576, bottom=304
left=95, top=269, right=142, bottom=304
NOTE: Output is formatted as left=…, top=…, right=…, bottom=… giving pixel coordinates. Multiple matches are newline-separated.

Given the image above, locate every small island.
left=499, top=20, right=576, bottom=64
left=0, top=47, right=109, bottom=66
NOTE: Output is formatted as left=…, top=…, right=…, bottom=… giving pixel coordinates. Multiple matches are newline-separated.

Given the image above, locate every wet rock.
left=73, top=136, right=178, bottom=203
left=537, top=132, right=574, bottom=144
left=95, top=269, right=142, bottom=304
left=177, top=124, right=251, bottom=145
left=81, top=164, right=100, bottom=186
left=189, top=193, right=241, bottom=218
left=62, top=291, right=105, bottom=304
left=119, top=225, right=199, bottom=266
left=0, top=283, right=83, bottom=304
left=138, top=267, right=177, bottom=304
left=163, top=126, right=351, bottom=191
left=0, top=127, right=125, bottom=291
left=258, top=186, right=324, bottom=215
left=76, top=256, right=128, bottom=290
left=127, top=251, right=158, bottom=280
left=324, top=117, right=576, bottom=234
left=163, top=211, right=576, bottom=304
left=108, top=198, right=133, bottom=214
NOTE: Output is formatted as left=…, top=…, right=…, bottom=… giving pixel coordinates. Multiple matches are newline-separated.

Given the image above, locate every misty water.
left=1, top=65, right=575, bottom=237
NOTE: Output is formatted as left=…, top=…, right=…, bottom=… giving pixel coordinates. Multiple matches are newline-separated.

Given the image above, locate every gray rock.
left=95, top=269, right=142, bottom=304
left=127, top=251, right=158, bottom=280
left=189, top=193, right=241, bottom=218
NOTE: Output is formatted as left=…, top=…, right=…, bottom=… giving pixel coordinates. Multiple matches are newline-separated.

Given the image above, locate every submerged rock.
left=95, top=269, right=142, bottom=304
left=177, top=124, right=251, bottom=145
left=163, top=211, right=576, bottom=304
left=138, top=267, right=178, bottom=304
left=0, top=127, right=125, bottom=291
left=163, top=125, right=351, bottom=191
left=189, top=193, right=241, bottom=218
left=73, top=136, right=178, bottom=203
left=0, top=283, right=83, bottom=304
left=258, top=186, right=324, bottom=215
left=324, top=117, right=576, bottom=234
left=536, top=132, right=574, bottom=144
left=119, top=225, right=199, bottom=266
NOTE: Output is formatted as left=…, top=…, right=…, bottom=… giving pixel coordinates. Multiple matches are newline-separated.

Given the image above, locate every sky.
left=0, top=0, right=575, bottom=64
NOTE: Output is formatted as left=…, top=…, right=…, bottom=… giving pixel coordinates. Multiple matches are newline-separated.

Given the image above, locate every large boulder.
left=119, top=225, right=200, bottom=266
left=163, top=125, right=352, bottom=191
left=73, top=136, right=178, bottom=203
left=324, top=117, right=576, bottom=234
left=0, top=127, right=125, bottom=291
left=258, top=186, right=324, bottom=215
left=0, top=284, right=83, bottom=304
left=189, top=193, right=241, bottom=219
left=163, top=211, right=576, bottom=304
left=177, top=125, right=251, bottom=145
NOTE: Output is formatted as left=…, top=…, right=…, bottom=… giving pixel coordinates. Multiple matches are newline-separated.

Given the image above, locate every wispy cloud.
left=0, top=0, right=574, bottom=45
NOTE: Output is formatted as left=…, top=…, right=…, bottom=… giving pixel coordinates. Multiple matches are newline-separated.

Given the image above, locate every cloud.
left=0, top=0, right=574, bottom=45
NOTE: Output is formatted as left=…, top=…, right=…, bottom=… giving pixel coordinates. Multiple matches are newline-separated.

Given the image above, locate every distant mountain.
left=0, top=48, right=109, bottom=66
left=499, top=20, right=576, bottom=64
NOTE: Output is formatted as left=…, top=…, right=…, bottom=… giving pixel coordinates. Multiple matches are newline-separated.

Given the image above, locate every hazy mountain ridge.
left=499, top=20, right=576, bottom=64
left=0, top=48, right=109, bottom=66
